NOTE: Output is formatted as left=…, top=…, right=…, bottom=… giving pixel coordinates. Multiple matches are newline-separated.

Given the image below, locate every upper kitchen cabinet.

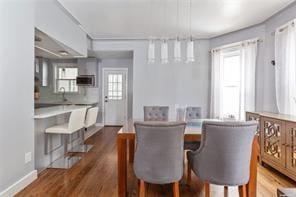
left=35, top=0, right=87, bottom=57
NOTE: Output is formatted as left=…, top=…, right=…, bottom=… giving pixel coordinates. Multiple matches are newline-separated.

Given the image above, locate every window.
left=221, top=50, right=241, bottom=119
left=54, top=65, right=78, bottom=93
left=108, top=74, right=123, bottom=100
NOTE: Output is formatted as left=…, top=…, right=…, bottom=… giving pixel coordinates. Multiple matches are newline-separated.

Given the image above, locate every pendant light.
left=147, top=0, right=155, bottom=63
left=174, top=38, right=181, bottom=62
left=148, top=39, right=155, bottom=63
left=160, top=0, right=169, bottom=64
left=161, top=39, right=169, bottom=64
left=186, top=0, right=195, bottom=63
left=186, top=37, right=194, bottom=63
left=174, top=0, right=181, bottom=62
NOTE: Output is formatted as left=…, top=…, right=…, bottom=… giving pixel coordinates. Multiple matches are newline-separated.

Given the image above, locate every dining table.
left=117, top=119, right=259, bottom=197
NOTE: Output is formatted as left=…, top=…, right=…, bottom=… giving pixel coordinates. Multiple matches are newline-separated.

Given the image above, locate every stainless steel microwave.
left=76, top=75, right=96, bottom=87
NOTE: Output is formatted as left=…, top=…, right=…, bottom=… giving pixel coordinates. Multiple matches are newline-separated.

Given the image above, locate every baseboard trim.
left=95, top=123, right=104, bottom=127
left=0, top=170, right=37, bottom=197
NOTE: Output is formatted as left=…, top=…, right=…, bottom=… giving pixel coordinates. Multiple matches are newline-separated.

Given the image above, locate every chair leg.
left=187, top=162, right=191, bottom=185
left=224, top=186, right=228, bottom=197
left=172, top=181, right=180, bottom=197
left=204, top=182, right=210, bottom=197
left=238, top=185, right=247, bottom=197
left=139, top=180, right=146, bottom=197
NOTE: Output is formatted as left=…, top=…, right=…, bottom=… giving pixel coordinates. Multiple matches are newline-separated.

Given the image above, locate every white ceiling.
left=58, top=0, right=295, bottom=39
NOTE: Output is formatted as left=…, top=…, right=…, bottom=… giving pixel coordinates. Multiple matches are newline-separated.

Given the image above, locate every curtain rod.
left=271, top=19, right=295, bottom=36
left=209, top=38, right=263, bottom=53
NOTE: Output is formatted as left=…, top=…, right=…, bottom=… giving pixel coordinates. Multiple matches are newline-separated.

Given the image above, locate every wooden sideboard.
left=246, top=111, right=296, bottom=181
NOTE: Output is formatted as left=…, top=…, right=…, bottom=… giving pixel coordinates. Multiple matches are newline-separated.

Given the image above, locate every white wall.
left=210, top=2, right=296, bottom=113
left=35, top=0, right=87, bottom=56
left=93, top=40, right=211, bottom=119
left=0, top=1, right=35, bottom=194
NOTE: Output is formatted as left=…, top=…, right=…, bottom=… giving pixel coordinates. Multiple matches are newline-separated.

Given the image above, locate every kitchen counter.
left=34, top=101, right=98, bottom=109
left=34, top=105, right=91, bottom=119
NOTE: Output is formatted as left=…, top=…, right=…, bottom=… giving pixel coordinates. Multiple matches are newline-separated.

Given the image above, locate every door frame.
left=102, top=67, right=128, bottom=126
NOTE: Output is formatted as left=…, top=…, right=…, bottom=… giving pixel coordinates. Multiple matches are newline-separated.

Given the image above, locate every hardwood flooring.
left=17, top=126, right=296, bottom=197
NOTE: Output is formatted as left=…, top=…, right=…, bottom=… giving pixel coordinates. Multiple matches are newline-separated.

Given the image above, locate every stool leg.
left=81, top=128, right=86, bottom=144
left=64, top=134, right=68, bottom=156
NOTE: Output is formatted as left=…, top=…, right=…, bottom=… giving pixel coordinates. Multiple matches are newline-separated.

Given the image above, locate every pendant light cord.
left=177, top=0, right=179, bottom=39
left=189, top=0, right=192, bottom=39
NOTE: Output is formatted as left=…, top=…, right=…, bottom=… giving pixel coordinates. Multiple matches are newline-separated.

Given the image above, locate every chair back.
left=186, top=107, right=202, bottom=120
left=143, top=106, right=169, bottom=121
left=134, top=121, right=186, bottom=184
left=190, top=121, right=257, bottom=186
left=68, top=108, right=87, bottom=132
left=85, top=107, right=99, bottom=128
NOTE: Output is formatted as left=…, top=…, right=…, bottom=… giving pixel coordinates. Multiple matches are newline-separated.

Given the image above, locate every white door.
left=103, top=69, right=128, bottom=125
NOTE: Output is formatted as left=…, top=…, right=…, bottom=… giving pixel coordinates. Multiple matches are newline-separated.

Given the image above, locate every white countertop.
left=35, top=101, right=98, bottom=105
left=34, top=105, right=91, bottom=119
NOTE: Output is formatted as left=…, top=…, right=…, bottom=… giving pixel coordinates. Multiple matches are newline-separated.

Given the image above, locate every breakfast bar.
left=34, top=105, right=90, bottom=172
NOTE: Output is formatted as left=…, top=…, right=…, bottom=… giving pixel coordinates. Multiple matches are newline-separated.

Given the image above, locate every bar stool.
left=70, top=107, right=99, bottom=153
left=45, top=108, right=87, bottom=169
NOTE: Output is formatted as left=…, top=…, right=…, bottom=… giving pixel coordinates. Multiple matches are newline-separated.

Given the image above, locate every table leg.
left=129, top=138, right=135, bottom=163
left=247, top=136, right=258, bottom=197
left=117, top=137, right=127, bottom=197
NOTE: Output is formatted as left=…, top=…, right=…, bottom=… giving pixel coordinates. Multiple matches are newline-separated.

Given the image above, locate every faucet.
left=59, top=87, right=68, bottom=102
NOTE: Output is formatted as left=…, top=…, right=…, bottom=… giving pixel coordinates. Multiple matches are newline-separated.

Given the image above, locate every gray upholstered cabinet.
left=246, top=112, right=296, bottom=181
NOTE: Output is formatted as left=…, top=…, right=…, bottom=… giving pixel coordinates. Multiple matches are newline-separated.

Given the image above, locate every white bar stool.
left=70, top=107, right=99, bottom=153
left=45, top=108, right=87, bottom=169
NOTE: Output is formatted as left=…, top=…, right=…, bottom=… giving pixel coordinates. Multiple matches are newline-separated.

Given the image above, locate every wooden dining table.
left=117, top=119, right=258, bottom=197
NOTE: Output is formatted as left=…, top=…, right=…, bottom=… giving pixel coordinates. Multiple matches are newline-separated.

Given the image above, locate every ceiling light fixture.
left=186, top=0, right=195, bottom=63
left=161, top=39, right=169, bottom=64
left=148, top=39, right=156, bottom=63
left=58, top=50, right=69, bottom=56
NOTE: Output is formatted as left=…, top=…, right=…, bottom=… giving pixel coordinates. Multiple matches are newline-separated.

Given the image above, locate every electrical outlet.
left=25, top=152, right=32, bottom=164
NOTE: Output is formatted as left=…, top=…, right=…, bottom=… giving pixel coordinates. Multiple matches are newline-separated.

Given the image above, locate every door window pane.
left=108, top=74, right=123, bottom=100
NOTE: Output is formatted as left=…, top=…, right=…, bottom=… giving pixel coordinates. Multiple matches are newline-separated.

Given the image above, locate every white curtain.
left=210, top=40, right=258, bottom=120
left=240, top=40, right=258, bottom=119
left=210, top=49, right=222, bottom=119
left=275, top=20, right=296, bottom=115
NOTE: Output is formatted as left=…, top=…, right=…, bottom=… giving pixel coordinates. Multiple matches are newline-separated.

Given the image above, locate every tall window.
left=221, top=50, right=241, bottom=119
left=210, top=39, right=257, bottom=120
left=54, top=65, right=78, bottom=93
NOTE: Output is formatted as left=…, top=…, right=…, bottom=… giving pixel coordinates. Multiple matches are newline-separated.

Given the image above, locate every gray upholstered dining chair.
left=134, top=121, right=186, bottom=197
left=187, top=121, right=257, bottom=197
left=143, top=106, right=169, bottom=121
left=184, top=106, right=202, bottom=151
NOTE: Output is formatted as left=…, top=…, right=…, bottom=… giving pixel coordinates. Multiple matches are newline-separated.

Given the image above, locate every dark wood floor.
left=17, top=127, right=296, bottom=197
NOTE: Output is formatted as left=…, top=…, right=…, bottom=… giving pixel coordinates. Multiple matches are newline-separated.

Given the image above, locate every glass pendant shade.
left=161, top=40, right=169, bottom=64
left=186, top=39, right=195, bottom=63
left=174, top=39, right=181, bottom=62
left=148, top=40, right=155, bottom=63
